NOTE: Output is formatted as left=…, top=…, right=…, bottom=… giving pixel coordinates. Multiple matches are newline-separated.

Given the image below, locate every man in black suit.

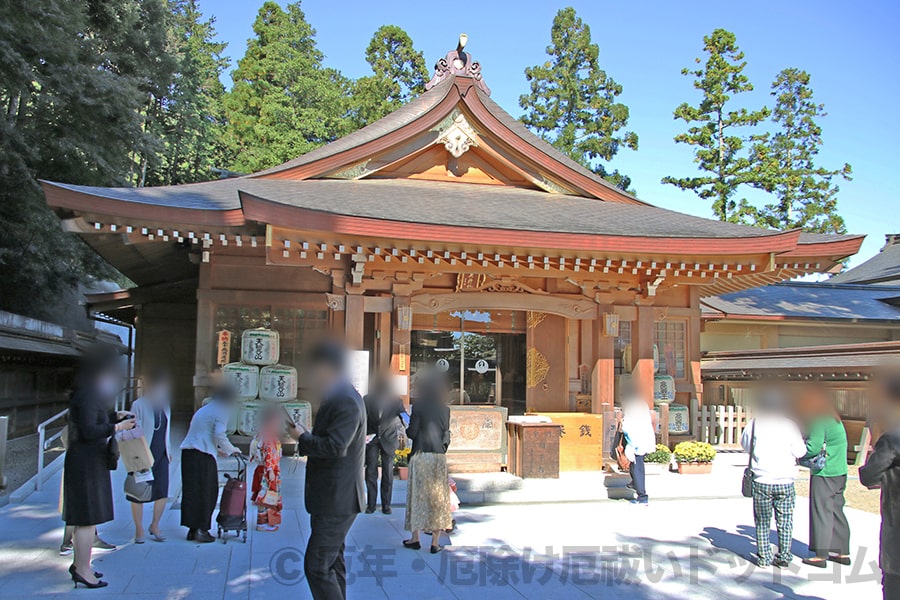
left=363, top=376, right=406, bottom=514
left=287, top=340, right=365, bottom=600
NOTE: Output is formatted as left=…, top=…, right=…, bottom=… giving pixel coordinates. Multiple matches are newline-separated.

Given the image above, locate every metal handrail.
left=36, top=408, right=68, bottom=491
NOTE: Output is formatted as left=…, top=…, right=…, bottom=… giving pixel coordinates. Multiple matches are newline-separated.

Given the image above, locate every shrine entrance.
left=411, top=310, right=527, bottom=415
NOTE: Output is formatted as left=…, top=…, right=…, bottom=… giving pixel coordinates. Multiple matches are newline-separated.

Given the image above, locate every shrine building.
left=40, top=38, right=862, bottom=470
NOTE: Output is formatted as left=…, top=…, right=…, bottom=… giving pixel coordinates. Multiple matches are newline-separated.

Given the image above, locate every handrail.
left=36, top=408, right=68, bottom=492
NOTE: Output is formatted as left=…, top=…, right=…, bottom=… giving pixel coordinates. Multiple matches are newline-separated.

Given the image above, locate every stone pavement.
left=0, top=450, right=885, bottom=600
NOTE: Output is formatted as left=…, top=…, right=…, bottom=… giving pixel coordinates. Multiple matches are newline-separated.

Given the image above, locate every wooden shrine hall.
left=41, top=37, right=862, bottom=470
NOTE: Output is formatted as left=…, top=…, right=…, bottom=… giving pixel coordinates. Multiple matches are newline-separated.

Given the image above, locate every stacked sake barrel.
left=218, top=328, right=311, bottom=437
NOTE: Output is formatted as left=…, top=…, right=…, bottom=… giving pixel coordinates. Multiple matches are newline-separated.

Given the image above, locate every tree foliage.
left=0, top=0, right=173, bottom=318
left=350, top=25, right=428, bottom=127
left=662, top=29, right=769, bottom=222
left=223, top=1, right=352, bottom=173
left=142, top=0, right=231, bottom=187
left=749, top=68, right=851, bottom=233
left=519, top=7, right=638, bottom=192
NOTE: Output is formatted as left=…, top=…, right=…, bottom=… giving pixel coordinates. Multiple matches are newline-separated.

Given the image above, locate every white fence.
left=690, top=399, right=751, bottom=446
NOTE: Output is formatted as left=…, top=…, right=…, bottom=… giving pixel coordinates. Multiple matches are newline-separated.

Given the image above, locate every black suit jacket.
left=363, top=392, right=405, bottom=452
left=860, top=429, right=900, bottom=576
left=407, top=398, right=451, bottom=455
left=298, top=379, right=366, bottom=516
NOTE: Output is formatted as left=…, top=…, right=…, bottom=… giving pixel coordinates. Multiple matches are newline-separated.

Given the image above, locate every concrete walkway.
left=0, top=450, right=885, bottom=600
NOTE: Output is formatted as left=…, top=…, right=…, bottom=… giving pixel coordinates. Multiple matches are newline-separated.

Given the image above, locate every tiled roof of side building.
left=828, top=235, right=900, bottom=285
left=702, top=281, right=900, bottom=321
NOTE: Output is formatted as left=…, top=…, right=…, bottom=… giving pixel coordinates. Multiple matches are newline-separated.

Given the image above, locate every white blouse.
left=179, top=401, right=238, bottom=458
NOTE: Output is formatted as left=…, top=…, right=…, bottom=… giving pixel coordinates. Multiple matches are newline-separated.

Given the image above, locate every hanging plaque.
left=216, top=330, right=232, bottom=366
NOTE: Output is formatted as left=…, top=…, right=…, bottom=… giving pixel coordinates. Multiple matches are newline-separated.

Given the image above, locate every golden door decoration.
left=527, top=310, right=547, bottom=330
left=526, top=347, right=550, bottom=389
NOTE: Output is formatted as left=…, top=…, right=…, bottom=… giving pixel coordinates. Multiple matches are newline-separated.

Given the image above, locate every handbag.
left=613, top=420, right=631, bottom=472
left=124, top=472, right=153, bottom=502
left=742, top=421, right=756, bottom=498
left=106, top=437, right=120, bottom=471
left=799, top=447, right=827, bottom=471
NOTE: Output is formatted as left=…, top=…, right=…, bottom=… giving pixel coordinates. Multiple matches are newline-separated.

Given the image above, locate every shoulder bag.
left=742, top=420, right=756, bottom=498
left=613, top=420, right=631, bottom=472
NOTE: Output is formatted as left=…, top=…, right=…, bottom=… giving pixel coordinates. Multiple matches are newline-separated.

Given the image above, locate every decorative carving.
left=526, top=347, right=550, bottom=389
left=411, top=293, right=598, bottom=319
left=480, top=277, right=548, bottom=295
left=527, top=311, right=547, bottom=329
left=325, top=293, right=345, bottom=311
left=435, top=112, right=478, bottom=158
left=455, top=273, right=487, bottom=292
left=425, top=34, right=491, bottom=95
left=395, top=305, right=412, bottom=331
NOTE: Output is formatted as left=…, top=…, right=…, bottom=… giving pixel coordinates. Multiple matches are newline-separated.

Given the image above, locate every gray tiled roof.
left=829, top=236, right=900, bottom=285
left=52, top=178, right=787, bottom=239
left=702, top=281, right=900, bottom=321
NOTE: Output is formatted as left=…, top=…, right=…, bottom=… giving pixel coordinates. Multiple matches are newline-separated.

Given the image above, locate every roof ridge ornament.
left=425, top=33, right=491, bottom=95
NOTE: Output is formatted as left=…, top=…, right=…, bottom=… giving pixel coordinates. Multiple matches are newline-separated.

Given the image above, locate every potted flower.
left=643, top=444, right=672, bottom=475
left=673, top=441, right=716, bottom=474
left=394, top=447, right=411, bottom=480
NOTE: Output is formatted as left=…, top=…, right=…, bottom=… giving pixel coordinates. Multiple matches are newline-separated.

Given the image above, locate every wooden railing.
left=690, top=399, right=752, bottom=447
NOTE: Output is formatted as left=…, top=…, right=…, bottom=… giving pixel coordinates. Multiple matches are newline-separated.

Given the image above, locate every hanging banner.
left=216, top=330, right=232, bottom=366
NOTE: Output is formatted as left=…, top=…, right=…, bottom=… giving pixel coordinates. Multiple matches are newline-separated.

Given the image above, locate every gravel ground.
left=0, top=429, right=64, bottom=497
left=795, top=465, right=881, bottom=514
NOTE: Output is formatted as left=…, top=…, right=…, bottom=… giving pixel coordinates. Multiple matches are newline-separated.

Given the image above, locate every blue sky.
left=197, top=0, right=899, bottom=267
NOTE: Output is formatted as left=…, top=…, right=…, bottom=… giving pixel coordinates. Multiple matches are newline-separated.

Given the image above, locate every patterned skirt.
left=404, top=452, right=452, bottom=532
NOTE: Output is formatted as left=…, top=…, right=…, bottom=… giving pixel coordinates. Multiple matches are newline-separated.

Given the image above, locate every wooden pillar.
left=344, top=294, right=365, bottom=350
left=391, top=295, right=411, bottom=406
left=591, top=317, right=615, bottom=413
left=375, top=311, right=391, bottom=371
left=633, top=304, right=655, bottom=407
left=688, top=287, right=703, bottom=407
left=191, top=261, right=215, bottom=410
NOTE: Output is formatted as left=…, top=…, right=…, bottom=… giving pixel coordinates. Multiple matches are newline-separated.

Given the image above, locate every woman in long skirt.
left=179, top=385, right=239, bottom=543
left=403, top=372, right=452, bottom=553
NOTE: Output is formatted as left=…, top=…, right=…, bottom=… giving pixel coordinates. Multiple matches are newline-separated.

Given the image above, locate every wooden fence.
left=690, top=399, right=752, bottom=446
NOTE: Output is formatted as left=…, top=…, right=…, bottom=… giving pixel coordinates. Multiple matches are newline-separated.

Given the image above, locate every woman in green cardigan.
left=802, top=392, right=850, bottom=568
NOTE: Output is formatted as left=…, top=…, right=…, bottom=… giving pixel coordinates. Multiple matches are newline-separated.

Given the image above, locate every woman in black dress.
left=64, top=348, right=135, bottom=588
left=129, top=368, right=172, bottom=543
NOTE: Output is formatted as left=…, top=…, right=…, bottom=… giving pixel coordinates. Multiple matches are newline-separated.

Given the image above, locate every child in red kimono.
left=250, top=407, right=282, bottom=532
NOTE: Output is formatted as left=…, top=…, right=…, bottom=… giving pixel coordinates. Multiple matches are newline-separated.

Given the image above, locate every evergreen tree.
left=223, top=1, right=352, bottom=173
left=350, top=25, right=428, bottom=127
left=143, top=0, right=230, bottom=186
left=519, top=7, right=638, bottom=192
left=662, top=29, right=769, bottom=222
left=750, top=68, right=851, bottom=233
left=0, top=0, right=172, bottom=318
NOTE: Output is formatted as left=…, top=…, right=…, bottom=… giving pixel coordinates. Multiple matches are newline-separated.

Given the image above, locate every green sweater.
left=805, top=417, right=848, bottom=477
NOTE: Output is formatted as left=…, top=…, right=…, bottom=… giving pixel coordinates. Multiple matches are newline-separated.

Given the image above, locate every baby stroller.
left=216, top=454, right=248, bottom=544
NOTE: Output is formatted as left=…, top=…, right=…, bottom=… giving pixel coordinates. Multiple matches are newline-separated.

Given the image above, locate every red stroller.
left=216, top=454, right=248, bottom=544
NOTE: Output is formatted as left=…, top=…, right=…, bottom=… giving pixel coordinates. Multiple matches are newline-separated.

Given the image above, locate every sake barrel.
left=653, top=375, right=676, bottom=404
left=259, top=365, right=298, bottom=402
left=668, top=403, right=690, bottom=434
left=283, top=401, right=312, bottom=432
left=238, top=402, right=265, bottom=437
left=222, top=362, right=259, bottom=401
left=241, top=328, right=280, bottom=366
left=201, top=396, right=238, bottom=435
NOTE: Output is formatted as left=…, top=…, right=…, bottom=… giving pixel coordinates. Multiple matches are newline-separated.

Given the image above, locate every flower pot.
left=677, top=462, right=713, bottom=475
left=644, top=462, right=669, bottom=476
left=397, top=466, right=409, bottom=480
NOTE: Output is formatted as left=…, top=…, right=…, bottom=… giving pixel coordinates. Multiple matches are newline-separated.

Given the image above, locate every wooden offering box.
left=511, top=423, right=561, bottom=479
left=529, top=412, right=605, bottom=471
